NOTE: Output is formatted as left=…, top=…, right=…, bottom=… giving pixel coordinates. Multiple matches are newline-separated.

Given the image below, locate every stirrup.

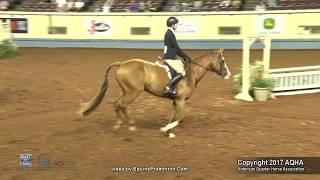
left=164, top=86, right=176, bottom=95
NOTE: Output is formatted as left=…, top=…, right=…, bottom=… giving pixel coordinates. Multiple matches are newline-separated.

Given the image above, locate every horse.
left=78, top=48, right=231, bottom=138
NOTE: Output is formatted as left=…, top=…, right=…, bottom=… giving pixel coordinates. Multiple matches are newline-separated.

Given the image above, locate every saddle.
left=155, top=57, right=178, bottom=79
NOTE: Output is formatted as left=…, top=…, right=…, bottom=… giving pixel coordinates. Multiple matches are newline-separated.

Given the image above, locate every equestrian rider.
left=163, top=16, right=192, bottom=96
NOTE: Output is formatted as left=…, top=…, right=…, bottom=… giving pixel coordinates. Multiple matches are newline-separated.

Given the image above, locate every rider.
left=163, top=16, right=192, bottom=96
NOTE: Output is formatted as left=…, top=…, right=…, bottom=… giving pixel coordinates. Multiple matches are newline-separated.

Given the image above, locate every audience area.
left=0, top=0, right=319, bottom=12
left=108, top=0, right=164, bottom=12
left=172, top=0, right=242, bottom=12
left=13, top=0, right=88, bottom=12
left=268, top=0, right=320, bottom=10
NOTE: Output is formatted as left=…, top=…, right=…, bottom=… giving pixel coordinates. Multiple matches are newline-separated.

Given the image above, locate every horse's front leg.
left=160, top=97, right=185, bottom=138
left=168, top=101, right=177, bottom=124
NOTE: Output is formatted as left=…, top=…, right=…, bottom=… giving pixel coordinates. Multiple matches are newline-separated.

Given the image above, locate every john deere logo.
left=264, top=18, right=275, bottom=30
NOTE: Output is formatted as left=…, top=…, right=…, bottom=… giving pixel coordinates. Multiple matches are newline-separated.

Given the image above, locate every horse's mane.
left=192, top=51, right=214, bottom=62
left=184, top=51, right=215, bottom=87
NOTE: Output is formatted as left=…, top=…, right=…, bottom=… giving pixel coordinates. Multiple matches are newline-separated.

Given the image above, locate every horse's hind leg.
left=114, top=90, right=141, bottom=131
left=113, top=96, right=125, bottom=130
left=121, top=105, right=137, bottom=131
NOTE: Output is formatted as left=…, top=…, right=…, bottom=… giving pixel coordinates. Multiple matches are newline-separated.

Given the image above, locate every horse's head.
left=211, top=48, right=231, bottom=79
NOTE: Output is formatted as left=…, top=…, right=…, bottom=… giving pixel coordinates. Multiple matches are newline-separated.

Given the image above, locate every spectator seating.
left=110, top=0, right=164, bottom=12
left=268, top=0, right=320, bottom=10
left=0, top=0, right=24, bottom=11
left=178, top=0, right=241, bottom=12
left=15, top=0, right=58, bottom=12
left=4, top=0, right=320, bottom=12
left=14, top=0, right=89, bottom=12
left=0, top=0, right=10, bottom=10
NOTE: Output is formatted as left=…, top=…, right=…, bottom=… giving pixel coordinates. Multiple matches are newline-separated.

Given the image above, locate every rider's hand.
left=185, top=57, right=192, bottom=62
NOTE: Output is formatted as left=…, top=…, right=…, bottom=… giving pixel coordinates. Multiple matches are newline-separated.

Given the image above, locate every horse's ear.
left=214, top=48, right=224, bottom=53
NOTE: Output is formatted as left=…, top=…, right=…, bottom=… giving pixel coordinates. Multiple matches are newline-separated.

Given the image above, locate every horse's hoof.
left=113, top=125, right=121, bottom=131
left=129, top=120, right=136, bottom=124
left=168, top=133, right=176, bottom=138
left=160, top=127, right=167, bottom=133
left=128, top=126, right=137, bottom=131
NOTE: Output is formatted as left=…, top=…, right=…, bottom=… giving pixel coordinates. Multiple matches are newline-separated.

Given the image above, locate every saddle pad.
left=155, top=61, right=172, bottom=79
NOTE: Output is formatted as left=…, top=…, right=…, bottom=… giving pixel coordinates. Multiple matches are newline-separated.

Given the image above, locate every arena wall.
left=0, top=19, right=11, bottom=41
left=1, top=10, right=320, bottom=49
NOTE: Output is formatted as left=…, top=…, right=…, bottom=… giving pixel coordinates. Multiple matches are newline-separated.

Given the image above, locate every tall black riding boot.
left=164, top=73, right=183, bottom=96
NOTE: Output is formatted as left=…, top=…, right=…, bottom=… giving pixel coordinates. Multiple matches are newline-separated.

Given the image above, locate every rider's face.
left=173, top=23, right=178, bottom=30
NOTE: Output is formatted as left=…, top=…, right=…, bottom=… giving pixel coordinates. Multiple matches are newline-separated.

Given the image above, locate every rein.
left=187, top=51, right=225, bottom=77
left=189, top=60, right=218, bottom=74
left=186, top=60, right=219, bottom=85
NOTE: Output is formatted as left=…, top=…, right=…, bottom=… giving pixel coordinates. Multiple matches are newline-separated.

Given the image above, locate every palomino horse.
left=78, top=49, right=231, bottom=138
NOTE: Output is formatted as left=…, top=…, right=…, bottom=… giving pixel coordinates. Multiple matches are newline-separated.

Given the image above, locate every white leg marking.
left=128, top=126, right=137, bottom=131
left=160, top=121, right=179, bottom=132
left=113, top=121, right=123, bottom=130
left=168, top=133, right=176, bottom=138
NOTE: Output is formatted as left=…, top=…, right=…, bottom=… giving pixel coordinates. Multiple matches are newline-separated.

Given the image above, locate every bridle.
left=188, top=52, right=225, bottom=76
left=189, top=61, right=216, bottom=73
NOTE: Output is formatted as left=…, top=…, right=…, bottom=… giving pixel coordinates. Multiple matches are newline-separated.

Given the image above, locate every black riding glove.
left=185, top=57, right=192, bottom=62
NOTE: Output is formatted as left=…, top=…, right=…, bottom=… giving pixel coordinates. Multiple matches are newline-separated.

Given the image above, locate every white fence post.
left=235, top=36, right=271, bottom=101
left=263, top=37, right=271, bottom=72
left=0, top=19, right=11, bottom=43
left=235, top=38, right=254, bottom=101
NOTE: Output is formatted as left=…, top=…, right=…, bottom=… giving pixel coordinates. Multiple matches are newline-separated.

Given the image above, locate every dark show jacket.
left=163, top=28, right=190, bottom=60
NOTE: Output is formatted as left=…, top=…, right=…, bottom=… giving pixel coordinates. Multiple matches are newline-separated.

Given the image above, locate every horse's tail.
left=77, top=62, right=121, bottom=116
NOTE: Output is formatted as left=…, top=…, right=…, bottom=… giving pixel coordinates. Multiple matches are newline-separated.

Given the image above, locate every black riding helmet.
left=167, top=16, right=179, bottom=27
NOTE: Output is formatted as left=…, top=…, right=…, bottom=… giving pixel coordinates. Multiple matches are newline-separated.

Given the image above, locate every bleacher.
left=268, top=0, right=320, bottom=10
left=189, top=0, right=241, bottom=12
left=13, top=0, right=89, bottom=12
left=2, top=0, right=320, bottom=12
left=110, top=0, right=164, bottom=12
left=15, top=0, right=57, bottom=12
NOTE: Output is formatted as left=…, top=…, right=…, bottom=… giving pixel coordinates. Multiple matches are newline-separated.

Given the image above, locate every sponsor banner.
left=87, top=20, right=112, bottom=35
left=11, top=18, right=28, bottom=33
left=175, top=20, right=198, bottom=35
left=256, top=16, right=284, bottom=35
left=0, top=18, right=28, bottom=33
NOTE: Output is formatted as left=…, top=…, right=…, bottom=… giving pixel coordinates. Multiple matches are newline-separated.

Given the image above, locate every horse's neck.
left=191, top=54, right=212, bottom=85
